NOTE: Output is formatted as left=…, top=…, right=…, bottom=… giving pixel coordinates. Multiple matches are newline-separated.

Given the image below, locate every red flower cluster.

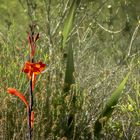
left=22, top=61, right=46, bottom=79
left=22, top=61, right=46, bottom=90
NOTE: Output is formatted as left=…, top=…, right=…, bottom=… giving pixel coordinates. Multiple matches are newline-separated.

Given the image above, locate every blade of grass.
left=63, top=42, right=76, bottom=138
left=64, top=43, right=75, bottom=92
left=94, top=72, right=130, bottom=137
left=62, top=0, right=81, bottom=48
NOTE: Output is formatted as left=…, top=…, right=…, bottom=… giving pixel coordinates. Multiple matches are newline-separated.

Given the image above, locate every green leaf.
left=64, top=43, right=75, bottom=92
left=94, top=72, right=130, bottom=137
left=62, top=0, right=81, bottom=48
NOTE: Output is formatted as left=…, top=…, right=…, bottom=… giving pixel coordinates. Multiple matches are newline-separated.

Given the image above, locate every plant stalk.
left=28, top=25, right=35, bottom=140
left=28, top=107, right=32, bottom=140
left=28, top=58, right=34, bottom=140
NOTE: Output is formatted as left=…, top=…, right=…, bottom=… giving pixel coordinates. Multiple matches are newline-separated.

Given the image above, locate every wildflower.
left=7, top=28, right=44, bottom=138
left=22, top=61, right=46, bottom=90
left=23, top=61, right=45, bottom=78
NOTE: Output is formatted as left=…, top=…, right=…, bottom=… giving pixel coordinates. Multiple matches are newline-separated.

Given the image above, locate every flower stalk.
left=7, top=25, right=46, bottom=140
left=28, top=26, right=34, bottom=139
left=28, top=75, right=33, bottom=139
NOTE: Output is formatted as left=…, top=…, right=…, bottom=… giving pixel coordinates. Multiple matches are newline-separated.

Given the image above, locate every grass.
left=0, top=0, right=140, bottom=139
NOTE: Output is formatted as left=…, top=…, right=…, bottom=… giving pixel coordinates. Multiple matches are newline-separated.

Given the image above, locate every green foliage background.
left=0, top=0, right=140, bottom=139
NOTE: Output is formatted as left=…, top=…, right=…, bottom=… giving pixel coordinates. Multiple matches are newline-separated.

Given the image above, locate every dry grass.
left=0, top=0, right=140, bottom=139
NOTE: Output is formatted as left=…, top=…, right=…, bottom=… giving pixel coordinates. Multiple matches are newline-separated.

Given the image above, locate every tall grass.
left=0, top=0, right=140, bottom=139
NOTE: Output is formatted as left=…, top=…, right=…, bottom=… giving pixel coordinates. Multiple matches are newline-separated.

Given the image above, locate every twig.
left=95, top=21, right=124, bottom=34
left=127, top=24, right=140, bottom=57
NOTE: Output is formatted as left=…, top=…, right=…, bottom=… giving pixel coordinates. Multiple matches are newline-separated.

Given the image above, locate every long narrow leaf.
left=62, top=0, right=81, bottom=48
left=64, top=43, right=75, bottom=92
left=63, top=42, right=75, bottom=138
left=94, top=72, right=130, bottom=137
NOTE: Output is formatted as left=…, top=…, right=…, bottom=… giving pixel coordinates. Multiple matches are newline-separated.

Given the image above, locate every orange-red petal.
left=32, top=73, right=36, bottom=91
left=7, top=88, right=29, bottom=109
left=22, top=61, right=46, bottom=78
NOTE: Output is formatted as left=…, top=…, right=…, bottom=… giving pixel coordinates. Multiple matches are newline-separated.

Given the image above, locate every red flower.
left=22, top=61, right=46, bottom=78
left=7, top=88, right=29, bottom=109
left=22, top=61, right=46, bottom=90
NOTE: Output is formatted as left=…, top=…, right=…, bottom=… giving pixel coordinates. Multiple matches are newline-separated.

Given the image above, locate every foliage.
left=94, top=72, right=130, bottom=137
left=0, top=0, right=140, bottom=139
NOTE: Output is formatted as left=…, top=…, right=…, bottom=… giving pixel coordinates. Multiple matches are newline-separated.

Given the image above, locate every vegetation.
left=0, top=0, right=140, bottom=139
